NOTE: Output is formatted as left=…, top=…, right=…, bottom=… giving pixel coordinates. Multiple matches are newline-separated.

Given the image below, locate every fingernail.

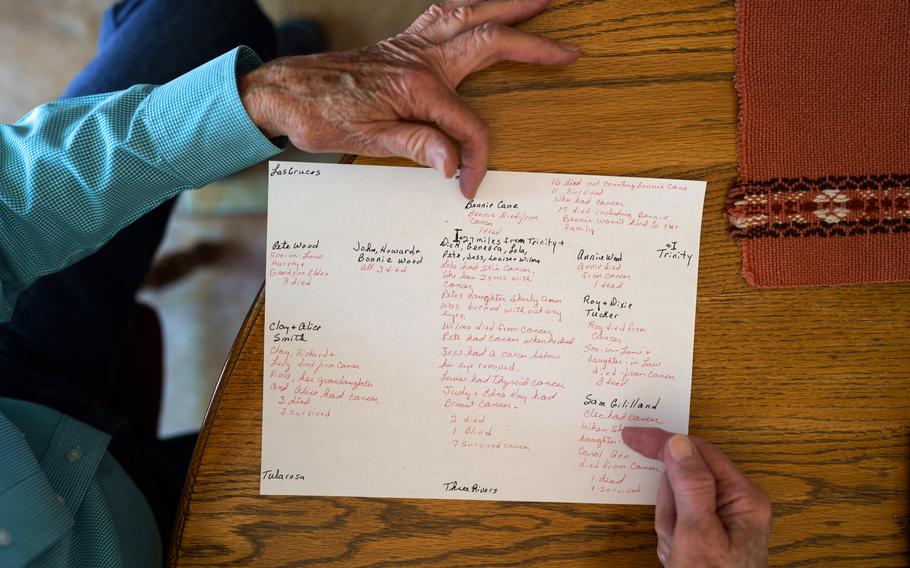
left=561, top=42, right=582, bottom=53
left=667, top=435, right=693, bottom=461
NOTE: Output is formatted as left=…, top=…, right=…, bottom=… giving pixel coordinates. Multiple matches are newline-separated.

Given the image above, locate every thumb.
left=663, top=435, right=723, bottom=530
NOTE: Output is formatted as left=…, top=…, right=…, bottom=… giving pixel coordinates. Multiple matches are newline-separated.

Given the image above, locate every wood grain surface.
left=170, top=1, right=910, bottom=566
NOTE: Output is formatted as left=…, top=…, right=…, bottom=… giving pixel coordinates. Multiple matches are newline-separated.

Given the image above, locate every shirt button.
left=65, top=447, right=83, bottom=462
left=0, top=528, right=12, bottom=546
left=56, top=494, right=66, bottom=506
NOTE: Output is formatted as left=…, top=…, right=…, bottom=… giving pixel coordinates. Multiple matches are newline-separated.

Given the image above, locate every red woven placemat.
left=727, top=1, right=910, bottom=287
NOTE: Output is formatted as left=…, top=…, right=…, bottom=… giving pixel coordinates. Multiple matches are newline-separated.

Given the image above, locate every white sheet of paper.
left=261, top=161, right=705, bottom=504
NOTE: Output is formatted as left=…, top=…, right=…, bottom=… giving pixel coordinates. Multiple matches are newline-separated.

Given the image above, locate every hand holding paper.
left=623, top=428, right=773, bottom=567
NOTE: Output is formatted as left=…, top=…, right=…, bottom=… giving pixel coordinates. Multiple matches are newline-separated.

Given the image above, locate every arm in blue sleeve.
left=0, top=46, right=283, bottom=321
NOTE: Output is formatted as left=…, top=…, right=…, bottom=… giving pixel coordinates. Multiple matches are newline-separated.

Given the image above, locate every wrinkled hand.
left=622, top=428, right=772, bottom=568
left=239, top=0, right=580, bottom=197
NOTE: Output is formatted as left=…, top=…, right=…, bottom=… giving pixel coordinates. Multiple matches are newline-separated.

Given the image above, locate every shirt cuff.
left=146, top=46, right=284, bottom=188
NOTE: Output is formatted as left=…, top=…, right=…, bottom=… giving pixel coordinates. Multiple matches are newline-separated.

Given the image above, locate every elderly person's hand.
left=239, top=0, right=580, bottom=198
left=622, top=427, right=773, bottom=568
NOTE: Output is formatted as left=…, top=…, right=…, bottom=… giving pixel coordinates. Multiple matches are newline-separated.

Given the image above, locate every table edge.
left=167, top=284, right=265, bottom=566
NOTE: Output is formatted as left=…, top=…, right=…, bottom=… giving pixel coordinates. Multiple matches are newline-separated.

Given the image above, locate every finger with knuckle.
left=473, top=22, right=504, bottom=45
left=464, top=118, right=490, bottom=152
left=407, top=3, right=449, bottom=36
left=427, top=3, right=447, bottom=19
left=450, top=5, right=474, bottom=25
left=674, top=513, right=715, bottom=538
left=676, top=468, right=716, bottom=492
left=403, top=129, right=431, bottom=158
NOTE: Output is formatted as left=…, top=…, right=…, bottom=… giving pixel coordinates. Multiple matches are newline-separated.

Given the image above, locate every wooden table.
left=170, top=1, right=910, bottom=566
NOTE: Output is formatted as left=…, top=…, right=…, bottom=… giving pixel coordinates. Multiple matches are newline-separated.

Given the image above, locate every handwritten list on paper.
left=262, top=162, right=705, bottom=504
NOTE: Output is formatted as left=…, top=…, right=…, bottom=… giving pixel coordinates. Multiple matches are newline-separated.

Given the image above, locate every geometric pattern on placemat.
left=728, top=173, right=910, bottom=239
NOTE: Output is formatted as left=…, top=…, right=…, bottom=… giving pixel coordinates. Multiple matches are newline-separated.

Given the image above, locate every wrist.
left=239, top=68, right=282, bottom=139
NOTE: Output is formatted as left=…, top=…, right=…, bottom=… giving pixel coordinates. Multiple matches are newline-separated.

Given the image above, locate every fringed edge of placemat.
left=726, top=174, right=910, bottom=287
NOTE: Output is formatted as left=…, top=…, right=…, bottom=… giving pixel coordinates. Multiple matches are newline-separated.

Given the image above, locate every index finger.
left=403, top=79, right=490, bottom=197
left=440, top=23, right=580, bottom=86
left=420, top=0, right=551, bottom=44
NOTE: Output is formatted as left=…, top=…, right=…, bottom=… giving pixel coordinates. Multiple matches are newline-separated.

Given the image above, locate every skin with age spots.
left=238, top=0, right=581, bottom=198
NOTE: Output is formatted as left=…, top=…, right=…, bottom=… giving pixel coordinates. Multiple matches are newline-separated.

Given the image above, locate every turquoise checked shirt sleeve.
left=0, top=46, right=282, bottom=566
left=0, top=45, right=282, bottom=322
